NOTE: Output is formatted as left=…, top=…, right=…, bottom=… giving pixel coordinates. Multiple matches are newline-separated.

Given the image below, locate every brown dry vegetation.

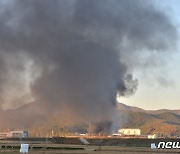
left=28, top=111, right=180, bottom=137
left=0, top=146, right=179, bottom=154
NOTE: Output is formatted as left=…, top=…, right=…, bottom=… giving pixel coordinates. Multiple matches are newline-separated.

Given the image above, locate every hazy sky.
left=0, top=0, right=179, bottom=111
left=120, top=0, right=180, bottom=110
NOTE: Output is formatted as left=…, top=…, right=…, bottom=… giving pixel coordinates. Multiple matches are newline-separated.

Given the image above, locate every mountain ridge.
left=117, top=102, right=180, bottom=115
left=0, top=102, right=179, bottom=136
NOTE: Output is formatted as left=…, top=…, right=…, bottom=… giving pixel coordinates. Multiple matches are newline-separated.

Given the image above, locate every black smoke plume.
left=0, top=0, right=177, bottom=133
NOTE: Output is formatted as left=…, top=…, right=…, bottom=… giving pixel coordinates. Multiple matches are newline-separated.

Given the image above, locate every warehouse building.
left=0, top=130, right=29, bottom=138
left=118, top=128, right=141, bottom=137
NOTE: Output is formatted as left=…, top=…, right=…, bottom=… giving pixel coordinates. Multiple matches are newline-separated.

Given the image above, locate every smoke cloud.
left=0, top=0, right=177, bottom=132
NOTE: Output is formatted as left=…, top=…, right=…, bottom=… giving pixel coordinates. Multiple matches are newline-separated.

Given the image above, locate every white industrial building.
left=118, top=128, right=141, bottom=136
left=0, top=130, right=29, bottom=138
left=148, top=134, right=158, bottom=139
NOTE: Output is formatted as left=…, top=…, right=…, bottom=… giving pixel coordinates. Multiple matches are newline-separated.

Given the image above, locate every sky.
left=119, top=0, right=180, bottom=110
left=0, top=0, right=179, bottom=112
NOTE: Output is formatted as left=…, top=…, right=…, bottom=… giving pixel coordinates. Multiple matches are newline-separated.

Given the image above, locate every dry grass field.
left=0, top=138, right=179, bottom=153
left=0, top=144, right=179, bottom=154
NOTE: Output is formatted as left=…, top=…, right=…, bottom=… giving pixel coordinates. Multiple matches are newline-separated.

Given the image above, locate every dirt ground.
left=0, top=145, right=179, bottom=154
left=0, top=138, right=180, bottom=154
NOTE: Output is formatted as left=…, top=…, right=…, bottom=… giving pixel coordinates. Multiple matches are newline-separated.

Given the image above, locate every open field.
left=0, top=146, right=180, bottom=154
left=0, top=137, right=180, bottom=153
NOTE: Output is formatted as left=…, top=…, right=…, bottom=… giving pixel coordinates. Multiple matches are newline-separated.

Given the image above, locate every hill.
left=0, top=102, right=179, bottom=136
left=123, top=111, right=180, bottom=136
left=117, top=102, right=180, bottom=115
left=28, top=111, right=180, bottom=137
left=117, top=103, right=144, bottom=112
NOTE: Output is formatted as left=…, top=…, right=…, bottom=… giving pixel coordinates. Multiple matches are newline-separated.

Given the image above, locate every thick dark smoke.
left=0, top=0, right=177, bottom=133
left=88, top=121, right=112, bottom=135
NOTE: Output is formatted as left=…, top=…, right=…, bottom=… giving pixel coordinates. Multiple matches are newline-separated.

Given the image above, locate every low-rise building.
left=118, top=128, right=141, bottom=136
left=148, top=134, right=158, bottom=139
left=0, top=130, right=29, bottom=138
